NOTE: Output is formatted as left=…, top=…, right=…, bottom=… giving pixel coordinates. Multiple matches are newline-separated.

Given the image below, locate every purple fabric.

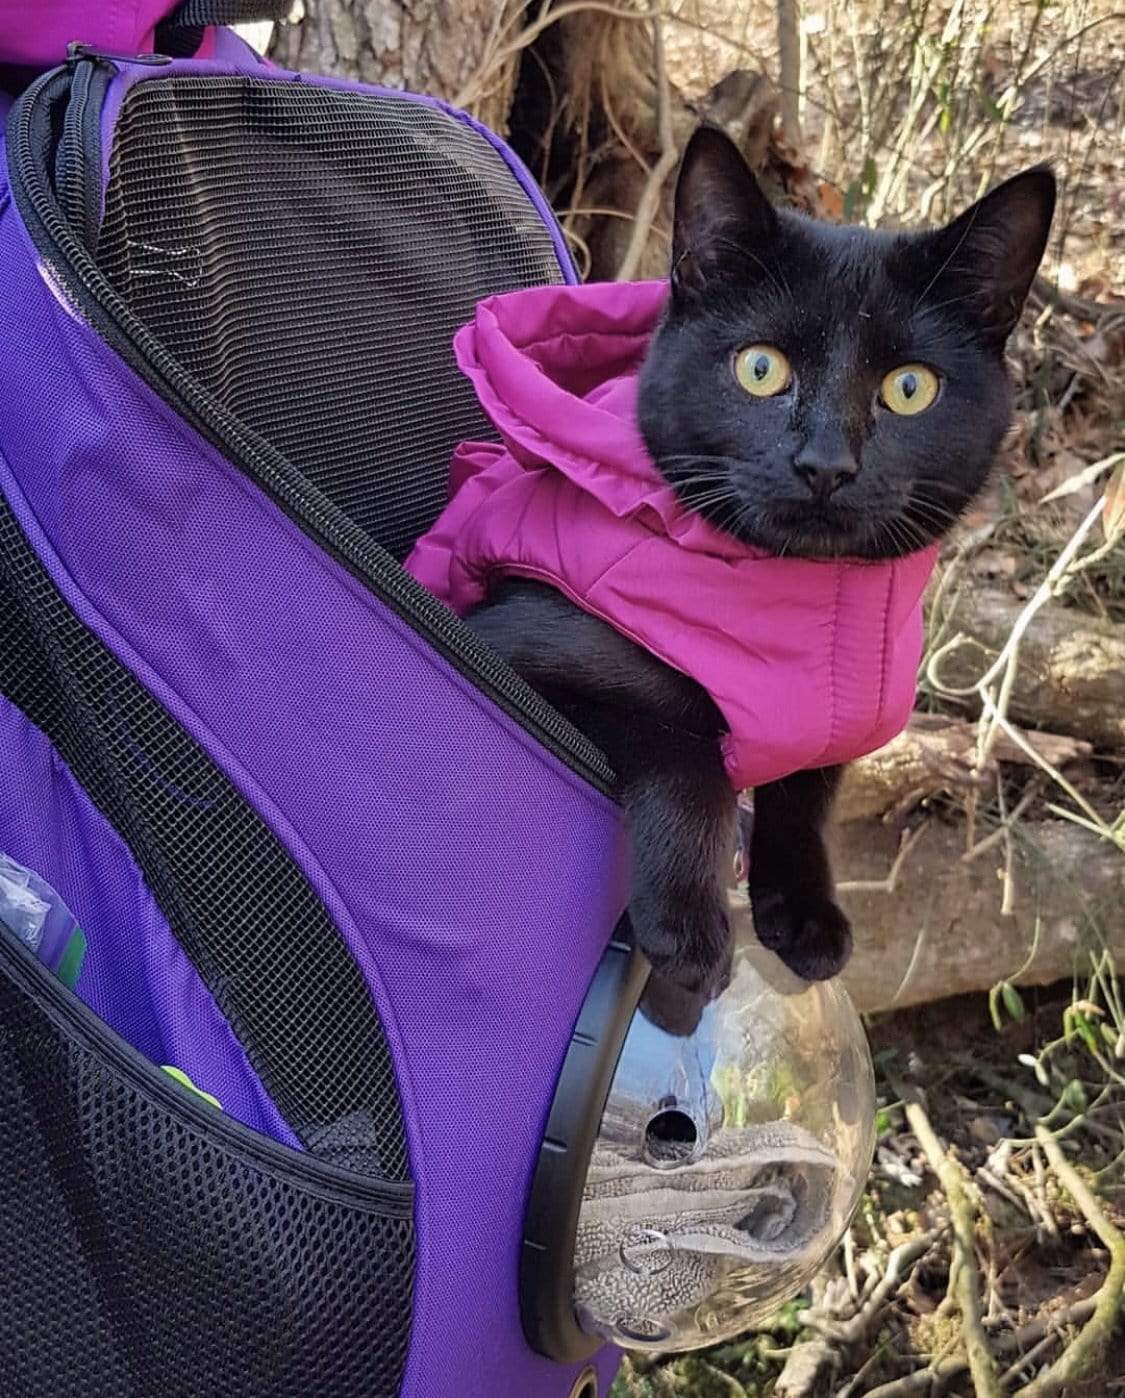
left=209, top=26, right=272, bottom=65
left=96, top=55, right=578, bottom=285
left=0, top=134, right=619, bottom=1398
left=0, top=691, right=300, bottom=1145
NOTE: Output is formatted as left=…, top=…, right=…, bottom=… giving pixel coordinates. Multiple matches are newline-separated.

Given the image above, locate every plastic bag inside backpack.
left=0, top=6, right=626, bottom=1396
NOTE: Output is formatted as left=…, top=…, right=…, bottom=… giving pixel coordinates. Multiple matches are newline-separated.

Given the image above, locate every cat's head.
left=637, top=127, right=1055, bottom=559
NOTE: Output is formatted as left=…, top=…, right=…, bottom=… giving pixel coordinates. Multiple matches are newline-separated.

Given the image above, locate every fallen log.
left=930, top=585, right=1125, bottom=751
left=834, top=713, right=1093, bottom=825
left=731, top=818, right=1125, bottom=1015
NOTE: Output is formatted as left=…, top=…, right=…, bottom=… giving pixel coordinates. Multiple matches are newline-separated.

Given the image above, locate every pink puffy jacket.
left=406, top=280, right=938, bottom=791
left=0, top=1, right=222, bottom=69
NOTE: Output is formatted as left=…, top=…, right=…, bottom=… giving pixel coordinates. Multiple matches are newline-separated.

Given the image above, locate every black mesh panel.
left=0, top=938, right=414, bottom=1398
left=0, top=492, right=408, bottom=1181
left=96, top=77, right=568, bottom=560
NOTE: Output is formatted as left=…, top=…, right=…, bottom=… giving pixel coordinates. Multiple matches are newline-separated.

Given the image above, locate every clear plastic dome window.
left=520, top=931, right=876, bottom=1359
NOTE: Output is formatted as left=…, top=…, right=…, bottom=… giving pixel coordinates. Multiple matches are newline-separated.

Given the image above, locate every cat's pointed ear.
left=915, top=165, right=1056, bottom=346
left=671, top=126, right=778, bottom=296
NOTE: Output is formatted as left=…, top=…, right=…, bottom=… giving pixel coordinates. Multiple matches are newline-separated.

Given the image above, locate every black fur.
left=467, top=128, right=1055, bottom=1033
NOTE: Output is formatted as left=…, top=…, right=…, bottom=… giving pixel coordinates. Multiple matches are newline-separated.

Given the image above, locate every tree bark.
left=730, top=817, right=1125, bottom=1015
left=932, top=585, right=1125, bottom=751
left=833, top=713, right=1092, bottom=825
left=268, top=0, right=522, bottom=131
left=776, top=0, right=802, bottom=142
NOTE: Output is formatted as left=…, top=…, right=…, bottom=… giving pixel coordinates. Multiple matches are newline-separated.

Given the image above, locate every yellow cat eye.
left=734, top=344, right=792, bottom=397
left=880, top=364, right=939, bottom=416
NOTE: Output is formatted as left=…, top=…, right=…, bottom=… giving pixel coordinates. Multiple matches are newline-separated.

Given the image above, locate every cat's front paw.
left=750, top=886, right=852, bottom=981
left=629, top=889, right=733, bottom=1035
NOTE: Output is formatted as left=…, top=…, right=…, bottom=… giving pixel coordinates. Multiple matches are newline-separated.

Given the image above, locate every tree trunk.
left=268, top=0, right=522, bottom=131
left=776, top=0, right=802, bottom=142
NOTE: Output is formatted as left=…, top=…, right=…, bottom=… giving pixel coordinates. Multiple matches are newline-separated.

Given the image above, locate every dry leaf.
left=818, top=181, right=845, bottom=220
left=976, top=548, right=1019, bottom=578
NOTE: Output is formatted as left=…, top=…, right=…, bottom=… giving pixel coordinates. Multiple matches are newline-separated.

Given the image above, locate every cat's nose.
left=792, top=445, right=859, bottom=499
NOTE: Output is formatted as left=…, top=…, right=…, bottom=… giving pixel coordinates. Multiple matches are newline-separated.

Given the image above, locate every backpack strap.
left=155, top=0, right=292, bottom=57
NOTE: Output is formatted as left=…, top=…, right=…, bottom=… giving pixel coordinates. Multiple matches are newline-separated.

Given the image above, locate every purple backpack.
left=0, top=5, right=628, bottom=1395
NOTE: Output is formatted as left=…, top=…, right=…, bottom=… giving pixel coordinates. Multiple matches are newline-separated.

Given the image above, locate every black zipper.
left=66, top=43, right=174, bottom=67
left=0, top=928, right=414, bottom=1213
left=56, top=53, right=107, bottom=251
left=7, top=59, right=617, bottom=797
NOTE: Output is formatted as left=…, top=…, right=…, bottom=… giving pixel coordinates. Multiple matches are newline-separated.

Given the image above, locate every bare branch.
left=615, top=12, right=677, bottom=282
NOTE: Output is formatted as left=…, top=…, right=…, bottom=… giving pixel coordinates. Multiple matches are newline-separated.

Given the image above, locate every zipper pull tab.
left=66, top=43, right=173, bottom=68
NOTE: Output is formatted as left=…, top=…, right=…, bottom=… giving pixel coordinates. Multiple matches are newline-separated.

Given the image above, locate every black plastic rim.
left=520, top=926, right=650, bottom=1361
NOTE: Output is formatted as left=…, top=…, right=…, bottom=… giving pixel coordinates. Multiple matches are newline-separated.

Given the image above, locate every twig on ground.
left=928, top=487, right=1124, bottom=853
left=1030, top=1143, right=1055, bottom=1236
left=773, top=1232, right=942, bottom=1397
left=1018, top=1166, right=1060, bottom=1243
left=962, top=780, right=1045, bottom=864
left=1000, top=1327, right=1065, bottom=1390
left=904, top=1096, right=1003, bottom=1397
left=801, top=1231, right=944, bottom=1345
left=833, top=1346, right=896, bottom=1398
left=978, top=1165, right=1033, bottom=1218
left=694, top=1360, right=749, bottom=1396
left=1012, top=1125, right=1125, bottom=1395
left=998, top=771, right=1017, bottom=915
left=1031, top=274, right=1124, bottom=324
left=860, top=1296, right=1100, bottom=1397
left=843, top=1225, right=859, bottom=1302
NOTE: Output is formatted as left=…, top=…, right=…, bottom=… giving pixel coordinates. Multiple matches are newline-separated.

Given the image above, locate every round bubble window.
left=572, top=939, right=875, bottom=1351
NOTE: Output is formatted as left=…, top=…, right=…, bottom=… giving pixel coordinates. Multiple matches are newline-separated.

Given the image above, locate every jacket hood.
left=455, top=280, right=761, bottom=557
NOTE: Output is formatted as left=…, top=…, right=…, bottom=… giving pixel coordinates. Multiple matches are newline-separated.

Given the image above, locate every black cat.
left=467, top=127, right=1055, bottom=1031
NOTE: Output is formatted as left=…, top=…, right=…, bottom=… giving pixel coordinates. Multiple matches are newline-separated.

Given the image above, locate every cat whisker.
left=726, top=497, right=762, bottom=542
left=907, top=494, right=963, bottom=530
left=871, top=517, right=901, bottom=556
left=912, top=477, right=971, bottom=497
left=907, top=510, right=955, bottom=538
left=872, top=514, right=917, bottom=558
left=895, top=512, right=942, bottom=554
left=912, top=204, right=982, bottom=312
left=655, top=452, right=749, bottom=469
left=921, top=290, right=984, bottom=316
left=906, top=496, right=955, bottom=521
left=681, top=484, right=742, bottom=510
left=671, top=475, right=732, bottom=494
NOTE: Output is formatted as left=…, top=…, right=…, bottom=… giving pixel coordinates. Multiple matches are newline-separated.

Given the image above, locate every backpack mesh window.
left=96, top=76, right=568, bottom=559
